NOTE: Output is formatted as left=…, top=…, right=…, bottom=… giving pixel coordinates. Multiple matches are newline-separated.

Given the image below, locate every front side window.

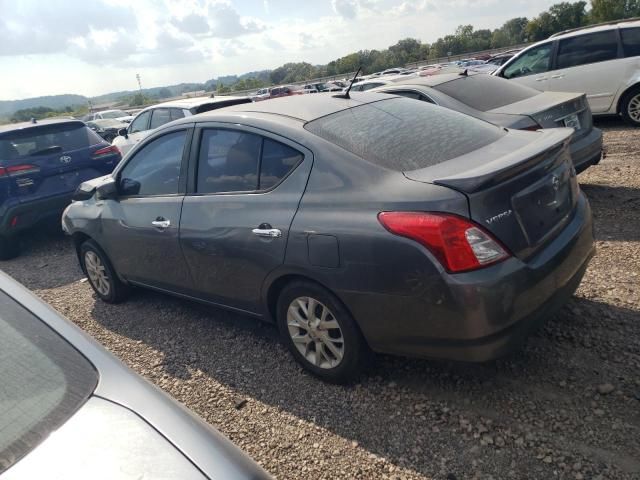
left=170, top=109, right=185, bottom=121
left=621, top=27, right=640, bottom=57
left=118, top=130, right=186, bottom=196
left=129, top=110, right=151, bottom=134
left=361, top=82, right=384, bottom=91
left=149, top=109, right=171, bottom=130
left=556, top=30, right=619, bottom=69
left=503, top=43, right=552, bottom=79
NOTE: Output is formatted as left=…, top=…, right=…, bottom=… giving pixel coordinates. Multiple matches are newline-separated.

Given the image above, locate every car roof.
left=0, top=118, right=83, bottom=135
left=143, top=95, right=247, bottom=111
left=548, top=18, right=640, bottom=40
left=100, top=109, right=127, bottom=114
left=177, top=92, right=397, bottom=123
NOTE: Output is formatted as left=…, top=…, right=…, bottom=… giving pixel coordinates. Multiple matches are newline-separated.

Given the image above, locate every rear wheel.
left=0, top=236, right=20, bottom=260
left=621, top=87, right=640, bottom=127
left=80, top=240, right=129, bottom=303
left=276, top=281, right=370, bottom=383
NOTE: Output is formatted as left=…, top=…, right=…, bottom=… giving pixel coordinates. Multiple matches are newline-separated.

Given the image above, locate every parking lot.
left=2, top=118, right=638, bottom=479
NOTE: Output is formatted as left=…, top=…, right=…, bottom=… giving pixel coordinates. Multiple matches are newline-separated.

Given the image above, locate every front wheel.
left=277, top=281, right=370, bottom=383
left=621, top=87, right=640, bottom=127
left=80, top=240, right=129, bottom=303
left=0, top=235, right=20, bottom=261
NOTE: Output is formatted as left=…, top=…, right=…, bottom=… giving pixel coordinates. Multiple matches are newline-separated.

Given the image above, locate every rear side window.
left=557, top=31, right=619, bottom=69
left=433, top=75, right=539, bottom=111
left=0, top=290, right=97, bottom=473
left=260, top=139, right=303, bottom=190
left=0, top=123, right=102, bottom=161
left=305, top=98, right=505, bottom=171
left=621, top=27, right=640, bottom=57
left=197, top=129, right=261, bottom=193
left=149, top=109, right=171, bottom=129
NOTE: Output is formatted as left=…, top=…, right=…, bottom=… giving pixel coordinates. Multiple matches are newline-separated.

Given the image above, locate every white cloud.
left=331, top=0, right=359, bottom=19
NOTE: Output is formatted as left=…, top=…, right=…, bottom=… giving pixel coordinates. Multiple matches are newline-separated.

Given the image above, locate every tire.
left=80, top=240, right=129, bottom=303
left=620, top=87, right=640, bottom=127
left=276, top=280, right=370, bottom=383
left=0, top=235, right=20, bottom=261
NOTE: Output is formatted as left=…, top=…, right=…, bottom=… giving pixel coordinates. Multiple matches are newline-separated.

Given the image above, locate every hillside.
left=0, top=94, right=88, bottom=117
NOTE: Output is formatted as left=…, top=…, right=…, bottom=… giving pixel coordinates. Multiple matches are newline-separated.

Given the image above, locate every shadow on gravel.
left=88, top=288, right=640, bottom=478
left=581, top=183, right=640, bottom=241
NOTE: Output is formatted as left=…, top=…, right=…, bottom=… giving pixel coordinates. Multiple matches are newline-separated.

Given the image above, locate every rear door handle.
left=252, top=223, right=282, bottom=238
left=151, top=218, right=170, bottom=229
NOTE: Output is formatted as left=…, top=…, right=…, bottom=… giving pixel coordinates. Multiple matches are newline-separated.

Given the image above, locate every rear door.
left=179, top=124, right=312, bottom=313
left=547, top=30, right=623, bottom=113
left=100, top=127, right=194, bottom=292
left=0, top=122, right=118, bottom=204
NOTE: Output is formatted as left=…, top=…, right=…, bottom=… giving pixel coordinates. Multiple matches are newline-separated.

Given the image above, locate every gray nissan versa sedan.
left=0, top=271, right=270, bottom=479
left=62, top=93, right=595, bottom=383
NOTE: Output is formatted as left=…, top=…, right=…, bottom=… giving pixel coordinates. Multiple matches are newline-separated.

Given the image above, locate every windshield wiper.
left=29, top=145, right=63, bottom=156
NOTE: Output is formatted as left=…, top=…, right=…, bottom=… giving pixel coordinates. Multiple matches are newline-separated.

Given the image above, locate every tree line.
left=215, top=0, right=639, bottom=92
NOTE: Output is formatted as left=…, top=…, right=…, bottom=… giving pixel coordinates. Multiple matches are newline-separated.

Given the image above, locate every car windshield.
left=305, top=97, right=504, bottom=171
left=433, top=74, right=539, bottom=111
left=0, top=289, right=97, bottom=473
left=0, top=123, right=103, bottom=161
left=101, top=110, right=128, bottom=119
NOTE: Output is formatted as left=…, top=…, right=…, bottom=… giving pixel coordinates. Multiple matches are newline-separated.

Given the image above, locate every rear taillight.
left=378, top=212, right=510, bottom=273
left=521, top=122, right=542, bottom=131
left=0, top=164, right=40, bottom=177
left=92, top=145, right=120, bottom=159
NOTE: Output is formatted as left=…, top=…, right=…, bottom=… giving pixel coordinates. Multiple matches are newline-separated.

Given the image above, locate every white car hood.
left=2, top=397, right=206, bottom=480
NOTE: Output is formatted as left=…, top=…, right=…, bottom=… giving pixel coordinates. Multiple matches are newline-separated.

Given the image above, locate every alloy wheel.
left=84, top=251, right=111, bottom=296
left=628, top=93, right=640, bottom=123
left=287, top=296, right=345, bottom=369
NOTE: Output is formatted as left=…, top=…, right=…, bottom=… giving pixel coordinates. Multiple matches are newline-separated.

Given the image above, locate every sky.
left=0, top=0, right=561, bottom=101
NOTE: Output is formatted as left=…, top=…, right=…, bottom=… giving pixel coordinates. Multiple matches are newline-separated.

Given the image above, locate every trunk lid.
left=404, top=128, right=579, bottom=259
left=488, top=92, right=593, bottom=140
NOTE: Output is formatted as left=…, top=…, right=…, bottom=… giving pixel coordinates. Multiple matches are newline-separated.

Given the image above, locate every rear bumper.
left=342, top=193, right=594, bottom=362
left=0, top=193, right=73, bottom=236
left=570, top=127, right=603, bottom=173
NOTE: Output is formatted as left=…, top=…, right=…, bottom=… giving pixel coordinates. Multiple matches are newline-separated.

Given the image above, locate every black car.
left=85, top=119, right=125, bottom=143
left=62, top=93, right=594, bottom=383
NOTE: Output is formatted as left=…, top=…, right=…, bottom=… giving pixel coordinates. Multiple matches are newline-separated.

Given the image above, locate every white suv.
left=112, top=96, right=251, bottom=156
left=494, top=19, right=640, bottom=126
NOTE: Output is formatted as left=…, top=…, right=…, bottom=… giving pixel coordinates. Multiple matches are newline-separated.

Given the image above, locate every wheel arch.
left=616, top=82, right=640, bottom=114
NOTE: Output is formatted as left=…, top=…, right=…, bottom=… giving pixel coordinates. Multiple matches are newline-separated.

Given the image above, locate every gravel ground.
left=2, top=118, right=639, bottom=480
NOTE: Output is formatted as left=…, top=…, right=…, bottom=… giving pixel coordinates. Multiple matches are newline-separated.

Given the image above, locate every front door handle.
left=535, top=77, right=548, bottom=82
left=252, top=223, right=282, bottom=238
left=551, top=74, right=564, bottom=79
left=151, top=218, right=170, bottom=229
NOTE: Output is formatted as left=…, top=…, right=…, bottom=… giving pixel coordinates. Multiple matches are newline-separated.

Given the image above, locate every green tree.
left=590, top=0, right=640, bottom=22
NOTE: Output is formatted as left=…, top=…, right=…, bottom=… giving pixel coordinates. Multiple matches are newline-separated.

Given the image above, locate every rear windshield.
left=433, top=74, right=539, bottom=111
left=191, top=98, right=252, bottom=115
left=305, top=98, right=504, bottom=171
left=0, top=289, right=97, bottom=473
left=0, top=123, right=103, bottom=161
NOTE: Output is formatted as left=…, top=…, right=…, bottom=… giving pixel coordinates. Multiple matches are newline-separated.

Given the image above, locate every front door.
left=179, top=126, right=312, bottom=313
left=100, top=128, right=194, bottom=292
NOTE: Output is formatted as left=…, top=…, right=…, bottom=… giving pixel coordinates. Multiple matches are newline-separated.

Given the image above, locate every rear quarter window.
left=305, top=98, right=505, bottom=171
left=433, top=75, right=539, bottom=111
left=621, top=27, right=640, bottom=57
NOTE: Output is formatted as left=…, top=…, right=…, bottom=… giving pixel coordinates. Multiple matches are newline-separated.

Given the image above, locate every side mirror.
left=118, top=178, right=141, bottom=196
left=96, top=178, right=118, bottom=200
left=118, top=127, right=129, bottom=139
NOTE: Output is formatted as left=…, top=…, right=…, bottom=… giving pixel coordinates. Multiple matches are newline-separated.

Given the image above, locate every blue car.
left=0, top=118, right=121, bottom=259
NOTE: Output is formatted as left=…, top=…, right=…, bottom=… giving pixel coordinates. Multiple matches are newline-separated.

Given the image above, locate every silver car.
left=0, top=271, right=270, bottom=479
